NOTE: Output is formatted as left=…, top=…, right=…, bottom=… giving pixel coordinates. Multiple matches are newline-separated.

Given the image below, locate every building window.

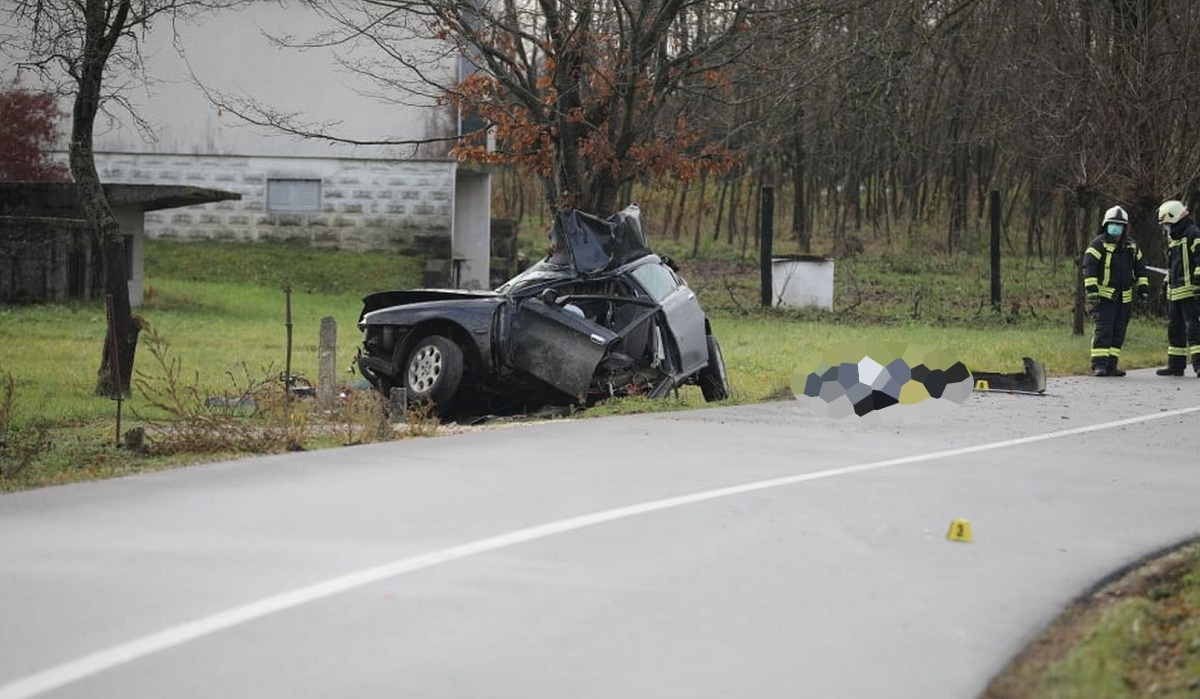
left=267, top=179, right=322, bottom=212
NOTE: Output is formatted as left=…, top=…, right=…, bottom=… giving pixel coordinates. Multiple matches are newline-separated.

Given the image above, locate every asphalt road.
left=2, top=368, right=1199, bottom=699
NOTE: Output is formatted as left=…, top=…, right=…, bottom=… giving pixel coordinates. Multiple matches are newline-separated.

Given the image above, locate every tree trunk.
left=791, top=131, right=809, bottom=253
left=671, top=184, right=688, bottom=241
left=713, top=177, right=728, bottom=241
left=1070, top=191, right=1092, bottom=337
left=71, top=0, right=138, bottom=398
left=726, top=177, right=739, bottom=246
left=691, top=170, right=708, bottom=257
left=662, top=185, right=678, bottom=241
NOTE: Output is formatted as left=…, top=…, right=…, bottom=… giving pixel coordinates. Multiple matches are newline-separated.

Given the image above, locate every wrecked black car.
left=355, top=205, right=730, bottom=418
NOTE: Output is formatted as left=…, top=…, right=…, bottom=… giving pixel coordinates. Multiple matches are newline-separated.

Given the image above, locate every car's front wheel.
left=403, top=335, right=464, bottom=410
left=698, top=334, right=730, bottom=402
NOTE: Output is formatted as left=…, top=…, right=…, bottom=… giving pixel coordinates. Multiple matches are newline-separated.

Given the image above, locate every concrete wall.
left=96, top=153, right=457, bottom=257
left=116, top=208, right=144, bottom=307
left=453, top=170, right=492, bottom=290
left=0, top=211, right=145, bottom=307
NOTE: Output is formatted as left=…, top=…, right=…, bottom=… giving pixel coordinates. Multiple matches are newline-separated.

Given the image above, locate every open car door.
left=506, top=292, right=664, bottom=403
left=507, top=295, right=619, bottom=402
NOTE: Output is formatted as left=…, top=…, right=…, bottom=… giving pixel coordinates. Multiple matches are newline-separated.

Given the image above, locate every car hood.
left=548, top=204, right=650, bottom=275
left=360, top=289, right=500, bottom=318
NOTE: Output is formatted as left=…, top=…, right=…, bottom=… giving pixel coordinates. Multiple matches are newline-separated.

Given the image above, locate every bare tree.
left=712, top=0, right=1200, bottom=269
left=204, top=0, right=765, bottom=215
left=2, top=0, right=244, bottom=397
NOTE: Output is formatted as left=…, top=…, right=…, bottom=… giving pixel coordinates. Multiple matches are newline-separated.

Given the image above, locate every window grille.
left=267, top=179, right=322, bottom=212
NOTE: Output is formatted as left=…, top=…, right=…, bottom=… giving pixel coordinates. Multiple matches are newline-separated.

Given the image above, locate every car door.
left=628, top=260, right=708, bottom=375
left=505, top=294, right=619, bottom=402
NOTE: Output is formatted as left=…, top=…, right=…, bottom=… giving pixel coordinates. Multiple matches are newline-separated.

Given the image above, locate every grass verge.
left=983, top=540, right=1200, bottom=699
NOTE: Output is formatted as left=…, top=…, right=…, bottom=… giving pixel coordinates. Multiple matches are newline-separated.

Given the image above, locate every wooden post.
left=105, top=294, right=123, bottom=447
left=284, top=285, right=293, bottom=404
left=318, top=316, right=336, bottom=410
left=990, top=190, right=1001, bottom=311
left=760, top=185, right=774, bottom=308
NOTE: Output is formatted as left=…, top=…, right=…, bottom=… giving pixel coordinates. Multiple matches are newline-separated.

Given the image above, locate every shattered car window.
left=494, top=260, right=574, bottom=295
left=629, top=262, right=681, bottom=301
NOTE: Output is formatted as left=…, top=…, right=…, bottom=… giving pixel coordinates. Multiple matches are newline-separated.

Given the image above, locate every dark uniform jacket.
left=1165, top=216, right=1200, bottom=301
left=1083, top=233, right=1149, bottom=303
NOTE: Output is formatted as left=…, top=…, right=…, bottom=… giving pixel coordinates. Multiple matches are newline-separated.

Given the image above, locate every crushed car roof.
left=548, top=205, right=651, bottom=275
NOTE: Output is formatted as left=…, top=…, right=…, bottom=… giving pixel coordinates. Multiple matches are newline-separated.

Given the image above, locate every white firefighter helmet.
left=1158, top=200, right=1188, bottom=225
left=1102, top=205, right=1129, bottom=229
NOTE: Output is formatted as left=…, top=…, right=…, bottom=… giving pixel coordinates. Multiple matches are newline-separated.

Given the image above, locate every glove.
left=1138, top=287, right=1150, bottom=302
left=1085, top=285, right=1101, bottom=303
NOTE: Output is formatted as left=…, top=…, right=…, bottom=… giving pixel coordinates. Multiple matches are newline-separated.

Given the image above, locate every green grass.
left=986, top=542, right=1200, bottom=698
left=0, top=284, right=372, bottom=427
left=0, top=236, right=1171, bottom=483
left=145, top=238, right=424, bottom=294
left=0, top=240, right=423, bottom=424
left=0, top=240, right=430, bottom=489
left=1037, top=549, right=1200, bottom=697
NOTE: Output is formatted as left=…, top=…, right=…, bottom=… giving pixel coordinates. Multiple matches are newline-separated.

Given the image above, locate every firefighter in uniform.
left=1083, top=205, right=1149, bottom=376
left=1155, top=199, right=1200, bottom=376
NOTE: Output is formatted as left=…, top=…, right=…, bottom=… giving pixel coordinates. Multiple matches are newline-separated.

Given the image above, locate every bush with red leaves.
left=0, top=83, right=69, bottom=182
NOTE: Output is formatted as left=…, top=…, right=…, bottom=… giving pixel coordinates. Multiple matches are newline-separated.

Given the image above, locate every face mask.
left=1106, top=223, right=1124, bottom=236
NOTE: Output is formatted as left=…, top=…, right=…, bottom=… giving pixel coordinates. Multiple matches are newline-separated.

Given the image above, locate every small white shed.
left=772, top=255, right=835, bottom=310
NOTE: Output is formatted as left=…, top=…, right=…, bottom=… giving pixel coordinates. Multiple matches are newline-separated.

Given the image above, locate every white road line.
left=3, top=405, right=1199, bottom=699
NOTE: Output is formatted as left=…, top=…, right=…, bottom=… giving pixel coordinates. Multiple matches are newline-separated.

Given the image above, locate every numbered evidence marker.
left=947, top=518, right=973, bottom=542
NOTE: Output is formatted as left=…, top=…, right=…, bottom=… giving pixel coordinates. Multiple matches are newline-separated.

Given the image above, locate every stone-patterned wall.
left=95, top=154, right=455, bottom=256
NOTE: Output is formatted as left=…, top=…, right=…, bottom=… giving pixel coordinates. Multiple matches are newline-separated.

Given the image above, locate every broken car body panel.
left=506, top=296, right=618, bottom=401
left=550, top=206, right=652, bottom=275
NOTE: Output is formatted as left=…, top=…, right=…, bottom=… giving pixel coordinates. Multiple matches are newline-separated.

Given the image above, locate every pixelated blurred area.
left=790, top=341, right=972, bottom=424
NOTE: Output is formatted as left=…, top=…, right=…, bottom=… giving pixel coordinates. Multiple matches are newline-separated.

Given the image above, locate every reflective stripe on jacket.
left=1083, top=233, right=1149, bottom=303
left=1166, top=218, right=1200, bottom=301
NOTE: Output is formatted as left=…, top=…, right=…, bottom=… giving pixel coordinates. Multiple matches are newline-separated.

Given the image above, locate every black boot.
left=1092, top=363, right=1110, bottom=377
left=1157, top=364, right=1185, bottom=376
left=1110, top=360, right=1126, bottom=377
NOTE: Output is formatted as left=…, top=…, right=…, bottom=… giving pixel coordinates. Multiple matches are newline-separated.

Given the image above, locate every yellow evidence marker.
left=974, top=379, right=990, bottom=391
left=947, top=519, right=973, bottom=542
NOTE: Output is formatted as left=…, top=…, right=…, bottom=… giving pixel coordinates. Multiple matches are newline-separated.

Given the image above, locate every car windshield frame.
left=494, top=260, right=577, bottom=295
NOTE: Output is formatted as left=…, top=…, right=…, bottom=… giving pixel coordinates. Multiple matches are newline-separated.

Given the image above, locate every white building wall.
left=2, top=1, right=491, bottom=283
left=89, top=2, right=456, bottom=160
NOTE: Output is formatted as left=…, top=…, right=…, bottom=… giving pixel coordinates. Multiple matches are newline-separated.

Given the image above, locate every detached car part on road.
left=356, top=205, right=730, bottom=418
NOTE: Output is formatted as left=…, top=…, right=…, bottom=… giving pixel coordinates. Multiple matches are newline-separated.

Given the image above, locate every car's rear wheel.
left=403, top=335, right=464, bottom=411
left=699, top=334, right=730, bottom=402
